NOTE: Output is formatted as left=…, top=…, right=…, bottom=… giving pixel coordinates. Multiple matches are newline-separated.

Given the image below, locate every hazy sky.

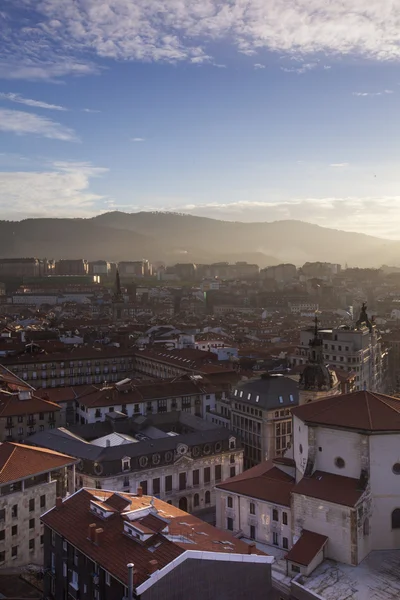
left=0, top=1, right=400, bottom=238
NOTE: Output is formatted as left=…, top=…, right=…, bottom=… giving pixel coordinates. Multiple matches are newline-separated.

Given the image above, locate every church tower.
left=299, top=314, right=341, bottom=405
left=112, top=269, right=125, bottom=321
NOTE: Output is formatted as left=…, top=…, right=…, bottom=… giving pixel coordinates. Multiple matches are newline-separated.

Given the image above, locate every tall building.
left=291, top=303, right=387, bottom=392
left=41, top=488, right=273, bottom=600
left=298, top=316, right=341, bottom=405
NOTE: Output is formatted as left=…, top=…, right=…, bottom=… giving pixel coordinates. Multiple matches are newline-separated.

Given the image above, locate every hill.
left=0, top=211, right=398, bottom=267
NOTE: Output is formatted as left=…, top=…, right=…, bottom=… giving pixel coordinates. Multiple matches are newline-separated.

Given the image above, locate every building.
left=261, top=264, right=297, bottom=284
left=290, top=304, right=387, bottom=392
left=216, top=458, right=295, bottom=552
left=29, top=411, right=243, bottom=519
left=0, top=442, right=76, bottom=568
left=298, top=316, right=341, bottom=405
left=118, top=260, right=152, bottom=278
left=0, top=366, right=62, bottom=442
left=0, top=258, right=41, bottom=278
left=230, top=375, right=299, bottom=469
left=55, top=259, right=89, bottom=276
left=41, top=488, right=273, bottom=600
left=134, top=348, right=218, bottom=378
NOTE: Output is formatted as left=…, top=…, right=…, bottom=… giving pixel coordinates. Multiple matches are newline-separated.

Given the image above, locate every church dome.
left=299, top=363, right=338, bottom=392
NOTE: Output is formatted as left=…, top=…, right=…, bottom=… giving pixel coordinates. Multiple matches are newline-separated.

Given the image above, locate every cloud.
left=0, top=108, right=78, bottom=141
left=2, top=0, right=400, bottom=81
left=353, top=89, right=394, bottom=96
left=82, top=108, right=101, bottom=113
left=330, top=163, right=349, bottom=168
left=281, top=63, right=318, bottom=74
left=0, top=161, right=108, bottom=219
left=0, top=92, right=67, bottom=111
left=254, top=63, right=266, bottom=69
left=131, top=137, right=145, bottom=142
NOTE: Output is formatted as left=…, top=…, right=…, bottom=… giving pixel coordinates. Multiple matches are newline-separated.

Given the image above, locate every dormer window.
left=122, top=458, right=130, bottom=472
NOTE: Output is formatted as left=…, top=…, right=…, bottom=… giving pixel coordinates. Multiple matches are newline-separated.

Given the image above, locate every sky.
left=0, top=0, right=400, bottom=238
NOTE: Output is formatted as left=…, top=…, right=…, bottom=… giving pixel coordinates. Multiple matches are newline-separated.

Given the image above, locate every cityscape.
left=1, top=0, right=400, bottom=598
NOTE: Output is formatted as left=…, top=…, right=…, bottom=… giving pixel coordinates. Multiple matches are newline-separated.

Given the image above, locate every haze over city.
left=0, top=1, right=400, bottom=238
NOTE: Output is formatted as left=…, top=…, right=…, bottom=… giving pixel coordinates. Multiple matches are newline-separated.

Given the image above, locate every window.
left=40, top=535, right=44, bottom=545
left=29, top=498, right=35, bottom=512
left=122, top=460, right=130, bottom=471
left=39, top=412, right=44, bottom=421
left=165, top=475, right=172, bottom=493
left=230, top=454, right=235, bottom=464
left=227, top=496, right=233, bottom=508
left=11, top=546, right=18, bottom=559
left=205, top=490, right=211, bottom=504
left=204, top=467, right=211, bottom=484
left=335, top=457, right=345, bottom=469
left=18, top=415, right=23, bottom=423
left=140, top=481, right=148, bottom=495
left=250, top=525, right=256, bottom=540
left=283, top=537, right=289, bottom=549
left=29, top=518, right=35, bottom=529
left=123, top=476, right=129, bottom=488
left=153, top=478, right=160, bottom=495
left=0, top=530, right=4, bottom=541
left=11, top=505, right=18, bottom=518
left=0, top=509, right=4, bottom=521
left=215, top=465, right=222, bottom=482
left=105, top=572, right=111, bottom=586
left=12, top=525, right=17, bottom=536
left=272, top=509, right=279, bottom=522
left=194, top=493, right=199, bottom=507
left=392, top=509, right=400, bottom=529
left=0, top=551, right=4, bottom=564
left=157, top=399, right=167, bottom=413
left=230, top=466, right=236, bottom=478
left=179, top=472, right=186, bottom=491
left=95, top=480, right=102, bottom=490
left=227, top=517, right=233, bottom=531
left=273, top=532, right=279, bottom=546
left=29, top=538, right=35, bottom=551
left=291, top=564, right=300, bottom=573
left=282, top=511, right=288, bottom=525
left=278, top=396, right=283, bottom=404
left=193, top=470, right=199, bottom=486
left=393, top=463, right=400, bottom=475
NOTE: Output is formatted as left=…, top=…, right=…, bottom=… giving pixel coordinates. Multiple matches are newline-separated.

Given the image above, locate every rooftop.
left=232, top=374, right=299, bottom=410
left=0, top=442, right=76, bottom=484
left=292, top=470, right=364, bottom=508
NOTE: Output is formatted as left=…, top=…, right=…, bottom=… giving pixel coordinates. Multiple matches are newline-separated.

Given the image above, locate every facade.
left=1, top=347, right=135, bottom=388
left=29, top=411, right=243, bottom=519
left=230, top=375, right=299, bottom=469
left=41, top=488, right=273, bottom=600
left=0, top=258, right=41, bottom=278
left=0, top=442, right=76, bottom=569
left=134, top=348, right=219, bottom=378
left=261, top=264, right=297, bottom=283
left=290, top=304, right=387, bottom=392
left=0, top=367, right=62, bottom=442
left=55, top=259, right=89, bottom=275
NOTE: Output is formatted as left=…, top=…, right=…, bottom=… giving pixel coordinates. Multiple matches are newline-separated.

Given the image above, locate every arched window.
left=392, top=509, right=400, bottom=529
left=194, top=493, right=199, bottom=508
left=205, top=490, right=211, bottom=504
left=227, top=496, right=233, bottom=508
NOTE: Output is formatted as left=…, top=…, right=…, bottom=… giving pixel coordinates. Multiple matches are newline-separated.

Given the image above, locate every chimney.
left=106, top=439, right=111, bottom=447
left=94, top=528, right=104, bottom=545
left=137, top=486, right=143, bottom=497
left=55, top=497, right=63, bottom=509
left=88, top=523, right=96, bottom=542
left=248, top=542, right=256, bottom=555
left=148, top=559, right=158, bottom=575
left=127, top=563, right=134, bottom=600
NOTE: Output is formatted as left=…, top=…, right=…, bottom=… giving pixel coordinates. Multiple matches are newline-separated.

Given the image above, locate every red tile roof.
left=216, top=460, right=295, bottom=506
left=0, top=392, right=60, bottom=417
left=292, top=470, right=363, bottom=507
left=0, top=442, right=76, bottom=483
left=41, top=489, right=266, bottom=588
left=292, top=390, right=400, bottom=432
left=285, top=530, right=328, bottom=566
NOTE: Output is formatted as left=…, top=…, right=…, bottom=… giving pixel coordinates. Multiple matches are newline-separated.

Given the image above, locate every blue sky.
left=0, top=1, right=400, bottom=238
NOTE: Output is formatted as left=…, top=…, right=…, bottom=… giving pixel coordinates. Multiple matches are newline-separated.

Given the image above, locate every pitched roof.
left=285, top=530, right=328, bottom=566
left=0, top=392, right=60, bottom=417
left=0, top=442, right=77, bottom=484
left=292, top=390, right=400, bottom=432
left=216, top=460, right=295, bottom=506
left=292, top=470, right=363, bottom=507
left=41, top=489, right=266, bottom=588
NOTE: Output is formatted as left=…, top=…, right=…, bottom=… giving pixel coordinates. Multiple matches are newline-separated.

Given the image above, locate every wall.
left=0, top=477, right=56, bottom=568
left=141, top=557, right=272, bottom=600
left=293, top=416, right=309, bottom=481
left=314, top=427, right=362, bottom=479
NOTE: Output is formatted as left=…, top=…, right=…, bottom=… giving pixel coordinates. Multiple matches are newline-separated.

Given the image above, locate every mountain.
left=0, top=211, right=398, bottom=267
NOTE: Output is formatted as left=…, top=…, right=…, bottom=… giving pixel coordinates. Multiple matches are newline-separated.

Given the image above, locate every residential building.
left=41, top=488, right=273, bottom=600
left=0, top=258, right=41, bottom=278
left=290, top=303, right=388, bottom=392
left=0, top=442, right=76, bottom=568
left=230, top=375, right=299, bottom=469
left=261, top=264, right=297, bottom=284
left=29, top=412, right=243, bottom=520
left=0, top=366, right=62, bottom=442
left=134, top=348, right=218, bottom=378
left=55, top=259, right=89, bottom=276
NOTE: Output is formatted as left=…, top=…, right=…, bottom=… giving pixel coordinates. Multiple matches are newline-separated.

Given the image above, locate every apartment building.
left=29, top=412, right=243, bottom=519
left=0, top=258, right=41, bottom=278
left=55, top=259, right=89, bottom=275
left=134, top=348, right=218, bottom=378
left=41, top=488, right=273, bottom=600
left=0, top=442, right=76, bottom=568
left=230, top=375, right=299, bottom=469
left=1, top=347, right=135, bottom=389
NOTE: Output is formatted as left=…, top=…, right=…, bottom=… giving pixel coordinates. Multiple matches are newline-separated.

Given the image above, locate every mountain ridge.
left=0, top=211, right=397, bottom=267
